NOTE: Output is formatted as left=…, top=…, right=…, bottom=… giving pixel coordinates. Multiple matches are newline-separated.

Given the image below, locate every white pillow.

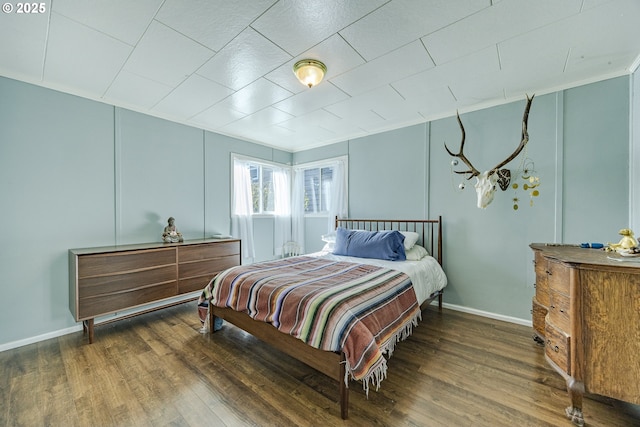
left=399, top=231, right=419, bottom=250
left=321, top=231, right=336, bottom=243
left=322, top=242, right=335, bottom=252
left=405, top=244, right=429, bottom=261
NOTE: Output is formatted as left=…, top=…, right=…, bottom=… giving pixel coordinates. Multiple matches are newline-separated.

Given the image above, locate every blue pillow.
left=333, top=228, right=406, bottom=261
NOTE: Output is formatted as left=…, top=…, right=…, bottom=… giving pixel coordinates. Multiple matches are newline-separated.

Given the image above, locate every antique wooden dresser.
left=530, top=243, right=640, bottom=426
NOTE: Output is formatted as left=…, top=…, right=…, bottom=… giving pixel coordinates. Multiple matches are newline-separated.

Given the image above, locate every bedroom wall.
left=0, top=74, right=632, bottom=349
left=294, top=76, right=631, bottom=323
left=0, top=76, right=291, bottom=349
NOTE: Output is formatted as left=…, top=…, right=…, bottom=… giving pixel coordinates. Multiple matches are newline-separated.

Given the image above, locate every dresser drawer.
left=547, top=260, right=570, bottom=294
left=533, top=251, right=550, bottom=306
left=179, top=256, right=239, bottom=280
left=179, top=275, right=215, bottom=294
left=548, top=289, right=570, bottom=332
left=532, top=296, right=548, bottom=338
left=78, top=248, right=176, bottom=277
left=545, top=323, right=570, bottom=374
left=78, top=281, right=177, bottom=319
left=178, top=241, right=240, bottom=262
left=78, top=265, right=177, bottom=298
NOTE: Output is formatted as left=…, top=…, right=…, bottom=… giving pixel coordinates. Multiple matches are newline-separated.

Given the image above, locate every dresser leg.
left=82, top=319, right=95, bottom=343
left=565, top=377, right=585, bottom=426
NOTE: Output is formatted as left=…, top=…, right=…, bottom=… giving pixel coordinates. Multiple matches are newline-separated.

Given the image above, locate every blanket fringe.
left=343, top=309, right=422, bottom=397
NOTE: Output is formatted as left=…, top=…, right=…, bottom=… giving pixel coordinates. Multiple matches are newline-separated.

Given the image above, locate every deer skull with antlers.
left=445, top=94, right=534, bottom=209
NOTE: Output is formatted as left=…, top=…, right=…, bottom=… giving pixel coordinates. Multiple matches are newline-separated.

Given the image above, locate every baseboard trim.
left=0, top=293, right=199, bottom=352
left=434, top=301, right=532, bottom=327
left=0, top=325, right=83, bottom=353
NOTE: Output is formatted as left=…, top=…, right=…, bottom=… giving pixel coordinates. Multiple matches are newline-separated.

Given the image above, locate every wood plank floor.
left=1, top=303, right=639, bottom=427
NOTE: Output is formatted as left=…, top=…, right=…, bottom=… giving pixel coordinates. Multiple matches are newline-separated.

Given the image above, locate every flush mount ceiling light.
left=293, top=59, right=327, bottom=88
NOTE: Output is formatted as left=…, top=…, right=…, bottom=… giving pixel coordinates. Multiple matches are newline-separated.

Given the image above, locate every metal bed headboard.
left=334, top=216, right=443, bottom=266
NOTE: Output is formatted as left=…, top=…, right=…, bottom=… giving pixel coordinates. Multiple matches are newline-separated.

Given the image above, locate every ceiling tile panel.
left=423, top=0, right=583, bottom=66
left=330, top=41, right=435, bottom=96
left=152, top=74, right=234, bottom=119
left=223, top=122, right=300, bottom=149
left=282, top=109, right=346, bottom=128
left=53, top=0, right=163, bottom=45
left=0, top=9, right=49, bottom=80
left=251, top=0, right=387, bottom=56
left=340, top=0, right=488, bottom=61
left=496, top=2, right=640, bottom=97
left=326, top=85, right=404, bottom=118
left=215, top=78, right=292, bottom=115
left=440, top=47, right=504, bottom=104
left=190, top=104, right=246, bottom=129
left=277, top=110, right=367, bottom=145
left=156, top=0, right=276, bottom=51
left=564, top=0, right=640, bottom=75
left=123, top=20, right=214, bottom=87
left=197, top=28, right=291, bottom=90
left=228, top=107, right=294, bottom=127
left=347, top=110, right=394, bottom=132
left=44, top=13, right=133, bottom=95
left=104, top=70, right=173, bottom=109
left=273, top=83, right=350, bottom=116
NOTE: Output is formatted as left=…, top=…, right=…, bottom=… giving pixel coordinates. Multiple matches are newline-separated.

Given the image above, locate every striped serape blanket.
left=201, top=256, right=421, bottom=394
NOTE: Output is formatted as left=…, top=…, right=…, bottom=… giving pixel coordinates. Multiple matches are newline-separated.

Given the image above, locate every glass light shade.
left=293, top=59, right=327, bottom=88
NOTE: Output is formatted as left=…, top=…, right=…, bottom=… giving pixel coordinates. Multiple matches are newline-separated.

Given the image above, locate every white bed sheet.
left=308, top=250, right=447, bottom=305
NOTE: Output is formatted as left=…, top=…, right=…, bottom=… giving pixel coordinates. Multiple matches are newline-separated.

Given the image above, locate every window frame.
left=294, top=156, right=348, bottom=218
left=232, top=154, right=291, bottom=218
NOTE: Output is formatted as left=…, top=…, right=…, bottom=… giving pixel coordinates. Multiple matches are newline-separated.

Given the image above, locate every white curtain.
left=327, top=159, right=348, bottom=232
left=273, top=169, right=291, bottom=256
left=291, top=168, right=306, bottom=253
left=231, top=160, right=255, bottom=263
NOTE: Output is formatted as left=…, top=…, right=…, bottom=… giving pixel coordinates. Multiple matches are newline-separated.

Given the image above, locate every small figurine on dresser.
left=606, top=228, right=639, bottom=254
left=162, top=217, right=183, bottom=243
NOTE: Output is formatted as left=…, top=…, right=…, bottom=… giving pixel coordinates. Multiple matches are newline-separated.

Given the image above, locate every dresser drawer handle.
left=554, top=345, right=559, bottom=352
left=546, top=270, right=552, bottom=275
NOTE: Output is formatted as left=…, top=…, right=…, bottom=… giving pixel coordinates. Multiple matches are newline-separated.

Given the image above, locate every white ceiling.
left=1, top=0, right=639, bottom=152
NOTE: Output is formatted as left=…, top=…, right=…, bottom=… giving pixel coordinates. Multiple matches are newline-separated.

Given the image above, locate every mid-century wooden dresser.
left=69, top=238, right=240, bottom=343
left=530, top=243, right=640, bottom=426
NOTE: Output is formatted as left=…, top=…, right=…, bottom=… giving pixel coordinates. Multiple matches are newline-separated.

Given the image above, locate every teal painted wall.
left=0, top=74, right=633, bottom=348
left=0, top=76, right=291, bottom=348
left=0, top=78, right=115, bottom=344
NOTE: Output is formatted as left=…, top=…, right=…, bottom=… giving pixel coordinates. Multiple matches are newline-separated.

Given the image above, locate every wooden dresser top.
left=530, top=243, right=640, bottom=272
left=70, top=238, right=239, bottom=256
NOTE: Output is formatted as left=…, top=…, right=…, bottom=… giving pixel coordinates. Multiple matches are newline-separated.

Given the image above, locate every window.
left=249, top=164, right=275, bottom=214
left=233, top=156, right=289, bottom=216
left=303, top=166, right=333, bottom=213
left=294, top=156, right=347, bottom=218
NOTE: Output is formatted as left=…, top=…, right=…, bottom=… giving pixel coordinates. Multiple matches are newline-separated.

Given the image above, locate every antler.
left=489, top=94, right=535, bottom=174
left=444, top=111, right=481, bottom=180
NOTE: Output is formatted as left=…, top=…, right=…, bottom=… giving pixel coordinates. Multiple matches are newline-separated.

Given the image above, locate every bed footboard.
left=209, top=306, right=350, bottom=419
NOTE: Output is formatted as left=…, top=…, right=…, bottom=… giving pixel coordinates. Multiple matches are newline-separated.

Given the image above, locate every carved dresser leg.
left=566, top=377, right=585, bottom=426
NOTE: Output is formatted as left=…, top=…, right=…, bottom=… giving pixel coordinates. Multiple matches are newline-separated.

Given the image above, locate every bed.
left=202, top=217, right=446, bottom=419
